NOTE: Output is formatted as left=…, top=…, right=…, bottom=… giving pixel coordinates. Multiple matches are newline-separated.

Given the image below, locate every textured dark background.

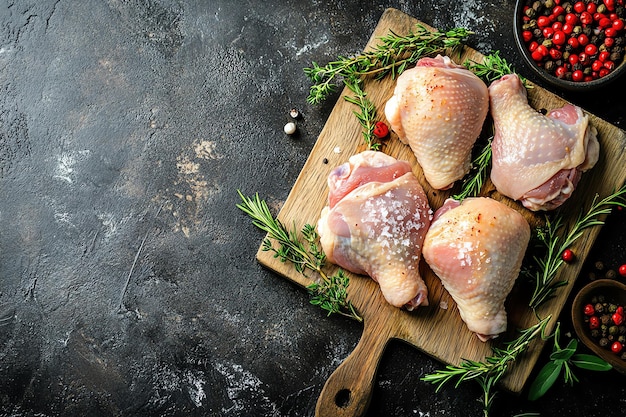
left=1, top=1, right=625, bottom=416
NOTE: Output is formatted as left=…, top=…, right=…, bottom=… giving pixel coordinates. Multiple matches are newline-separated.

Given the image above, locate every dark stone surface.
left=1, top=0, right=625, bottom=416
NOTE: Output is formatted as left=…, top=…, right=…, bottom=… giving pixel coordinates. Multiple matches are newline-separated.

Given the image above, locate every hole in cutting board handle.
left=335, top=388, right=351, bottom=408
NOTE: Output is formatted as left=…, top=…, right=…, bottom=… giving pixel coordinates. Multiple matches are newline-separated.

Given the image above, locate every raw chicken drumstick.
left=385, top=55, right=489, bottom=190
left=423, top=197, right=530, bottom=341
left=489, top=73, right=599, bottom=211
left=317, top=151, right=432, bottom=310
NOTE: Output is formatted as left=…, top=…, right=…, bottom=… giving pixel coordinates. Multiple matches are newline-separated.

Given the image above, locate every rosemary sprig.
left=422, top=316, right=552, bottom=417
left=236, top=190, right=362, bottom=322
left=343, top=76, right=380, bottom=150
left=529, top=185, right=626, bottom=310
left=465, top=50, right=529, bottom=87
left=452, top=136, right=493, bottom=201
left=452, top=53, right=520, bottom=201
left=304, top=25, right=472, bottom=104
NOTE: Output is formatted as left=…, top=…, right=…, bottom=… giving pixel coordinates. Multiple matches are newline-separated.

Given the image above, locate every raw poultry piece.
left=384, top=55, right=489, bottom=190
left=489, top=73, right=599, bottom=211
left=318, top=151, right=432, bottom=310
left=423, top=197, right=530, bottom=341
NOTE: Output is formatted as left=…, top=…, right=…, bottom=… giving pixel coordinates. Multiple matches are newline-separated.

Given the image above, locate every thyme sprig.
left=236, top=190, right=362, bottom=322
left=529, top=185, right=626, bottom=310
left=304, top=25, right=472, bottom=104
left=343, top=76, right=380, bottom=151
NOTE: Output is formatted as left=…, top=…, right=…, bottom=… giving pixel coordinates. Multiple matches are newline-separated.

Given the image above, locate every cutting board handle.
left=315, top=318, right=391, bottom=417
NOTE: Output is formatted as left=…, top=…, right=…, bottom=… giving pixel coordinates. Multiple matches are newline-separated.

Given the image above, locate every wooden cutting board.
left=256, top=8, right=626, bottom=417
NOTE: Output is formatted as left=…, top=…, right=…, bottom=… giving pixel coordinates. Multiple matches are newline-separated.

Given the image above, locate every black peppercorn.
left=564, top=2, right=573, bottom=13
left=599, top=337, right=610, bottom=347
left=610, top=52, right=623, bottom=63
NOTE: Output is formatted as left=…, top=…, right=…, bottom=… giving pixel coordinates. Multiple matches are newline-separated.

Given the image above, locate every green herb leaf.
left=550, top=338, right=578, bottom=361
left=528, top=360, right=563, bottom=401
left=570, top=354, right=613, bottom=371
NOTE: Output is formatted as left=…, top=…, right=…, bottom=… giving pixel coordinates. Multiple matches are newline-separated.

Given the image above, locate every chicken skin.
left=423, top=198, right=530, bottom=341
left=318, top=151, right=432, bottom=310
left=384, top=55, right=489, bottom=190
left=489, top=73, right=599, bottom=211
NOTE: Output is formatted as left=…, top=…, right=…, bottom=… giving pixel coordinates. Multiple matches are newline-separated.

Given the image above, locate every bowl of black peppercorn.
left=514, top=0, right=626, bottom=91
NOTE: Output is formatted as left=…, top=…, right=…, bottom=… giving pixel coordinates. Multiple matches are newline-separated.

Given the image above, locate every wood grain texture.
left=256, top=8, right=626, bottom=416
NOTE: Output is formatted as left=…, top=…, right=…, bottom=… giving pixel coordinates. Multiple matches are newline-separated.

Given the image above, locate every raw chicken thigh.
left=318, top=151, right=432, bottom=310
left=489, top=73, right=599, bottom=211
left=423, top=197, right=530, bottom=341
left=384, top=55, right=489, bottom=190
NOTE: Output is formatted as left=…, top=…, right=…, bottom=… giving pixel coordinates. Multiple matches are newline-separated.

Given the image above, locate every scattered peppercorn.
left=619, top=264, right=626, bottom=277
left=289, top=108, right=301, bottom=119
left=562, top=248, right=576, bottom=262
left=373, top=121, right=389, bottom=139
left=283, top=121, right=297, bottom=135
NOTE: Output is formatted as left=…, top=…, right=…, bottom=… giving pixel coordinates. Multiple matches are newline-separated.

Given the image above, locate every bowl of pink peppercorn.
left=514, top=0, right=626, bottom=91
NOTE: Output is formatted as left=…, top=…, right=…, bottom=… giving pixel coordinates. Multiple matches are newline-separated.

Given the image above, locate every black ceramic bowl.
left=514, top=0, right=626, bottom=91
